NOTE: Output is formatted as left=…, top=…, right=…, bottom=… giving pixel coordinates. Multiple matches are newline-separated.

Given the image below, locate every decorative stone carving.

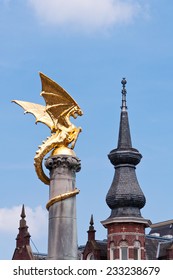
left=45, top=155, right=81, bottom=172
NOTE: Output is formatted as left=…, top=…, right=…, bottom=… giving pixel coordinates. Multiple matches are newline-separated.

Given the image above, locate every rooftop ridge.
left=151, top=220, right=173, bottom=228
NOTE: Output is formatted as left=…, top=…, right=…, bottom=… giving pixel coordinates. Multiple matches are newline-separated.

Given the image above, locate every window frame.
left=119, top=241, right=128, bottom=260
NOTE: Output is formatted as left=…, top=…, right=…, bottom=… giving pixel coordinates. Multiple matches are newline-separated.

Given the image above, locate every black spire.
left=106, top=79, right=146, bottom=218
left=117, top=78, right=132, bottom=150
left=89, top=214, right=94, bottom=231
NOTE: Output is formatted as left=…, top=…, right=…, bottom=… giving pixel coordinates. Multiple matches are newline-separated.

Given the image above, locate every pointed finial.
left=20, top=204, right=27, bottom=228
left=87, top=214, right=96, bottom=240
left=89, top=214, right=94, bottom=230
left=21, top=204, right=26, bottom=219
left=90, top=214, right=94, bottom=226
left=121, top=78, right=127, bottom=111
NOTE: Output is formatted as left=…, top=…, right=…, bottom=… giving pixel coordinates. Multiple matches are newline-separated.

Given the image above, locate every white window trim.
left=109, top=242, right=115, bottom=260
left=134, top=241, right=141, bottom=260
left=86, top=252, right=95, bottom=260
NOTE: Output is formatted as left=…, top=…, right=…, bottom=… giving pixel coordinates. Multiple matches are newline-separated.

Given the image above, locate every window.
left=121, top=246, right=128, bottom=260
left=119, top=241, right=128, bottom=260
left=134, top=241, right=141, bottom=260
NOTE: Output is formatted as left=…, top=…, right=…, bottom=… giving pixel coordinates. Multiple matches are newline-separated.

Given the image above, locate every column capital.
left=45, top=154, right=81, bottom=172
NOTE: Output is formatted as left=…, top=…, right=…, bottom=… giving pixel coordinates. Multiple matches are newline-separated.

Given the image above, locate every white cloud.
left=28, top=0, right=148, bottom=32
left=0, top=205, right=47, bottom=238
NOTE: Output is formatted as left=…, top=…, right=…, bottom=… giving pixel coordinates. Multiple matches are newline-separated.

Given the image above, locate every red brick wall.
left=12, top=246, right=33, bottom=260
left=167, top=248, right=173, bottom=260
left=107, top=222, right=146, bottom=260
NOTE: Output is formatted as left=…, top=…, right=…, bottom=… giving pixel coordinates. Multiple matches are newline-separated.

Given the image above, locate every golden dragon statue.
left=12, top=72, right=83, bottom=185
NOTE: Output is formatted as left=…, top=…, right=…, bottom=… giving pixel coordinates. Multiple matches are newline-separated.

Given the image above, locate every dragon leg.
left=70, top=127, right=82, bottom=149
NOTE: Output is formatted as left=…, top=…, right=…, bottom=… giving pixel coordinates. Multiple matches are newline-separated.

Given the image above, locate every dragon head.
left=70, top=106, right=83, bottom=119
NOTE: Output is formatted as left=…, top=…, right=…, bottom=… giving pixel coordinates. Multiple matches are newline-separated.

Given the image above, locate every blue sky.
left=0, top=0, right=173, bottom=259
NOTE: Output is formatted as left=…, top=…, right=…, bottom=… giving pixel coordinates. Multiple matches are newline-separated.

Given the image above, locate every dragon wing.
left=12, top=100, right=55, bottom=131
left=39, top=72, right=81, bottom=121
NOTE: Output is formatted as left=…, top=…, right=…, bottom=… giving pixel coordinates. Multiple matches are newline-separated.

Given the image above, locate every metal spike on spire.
left=90, top=214, right=94, bottom=225
left=121, top=78, right=127, bottom=111
left=21, top=204, right=26, bottom=219
left=19, top=204, right=27, bottom=228
left=89, top=214, right=94, bottom=230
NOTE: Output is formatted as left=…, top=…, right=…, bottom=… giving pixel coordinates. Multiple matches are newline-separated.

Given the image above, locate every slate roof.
left=145, top=234, right=173, bottom=260
left=105, top=79, right=146, bottom=219
left=149, top=220, right=173, bottom=237
left=95, top=240, right=107, bottom=259
left=33, top=252, right=47, bottom=260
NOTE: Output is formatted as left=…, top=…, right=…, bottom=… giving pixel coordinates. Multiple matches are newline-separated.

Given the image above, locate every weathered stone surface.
left=45, top=154, right=80, bottom=260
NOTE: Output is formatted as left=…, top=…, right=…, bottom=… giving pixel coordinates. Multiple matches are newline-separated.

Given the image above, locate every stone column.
left=45, top=149, right=81, bottom=260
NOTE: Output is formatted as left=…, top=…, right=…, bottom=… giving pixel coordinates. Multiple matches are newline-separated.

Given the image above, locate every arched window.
left=109, top=242, right=115, bottom=260
left=134, top=241, right=141, bottom=260
left=119, top=241, right=128, bottom=260
left=86, top=253, right=95, bottom=260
